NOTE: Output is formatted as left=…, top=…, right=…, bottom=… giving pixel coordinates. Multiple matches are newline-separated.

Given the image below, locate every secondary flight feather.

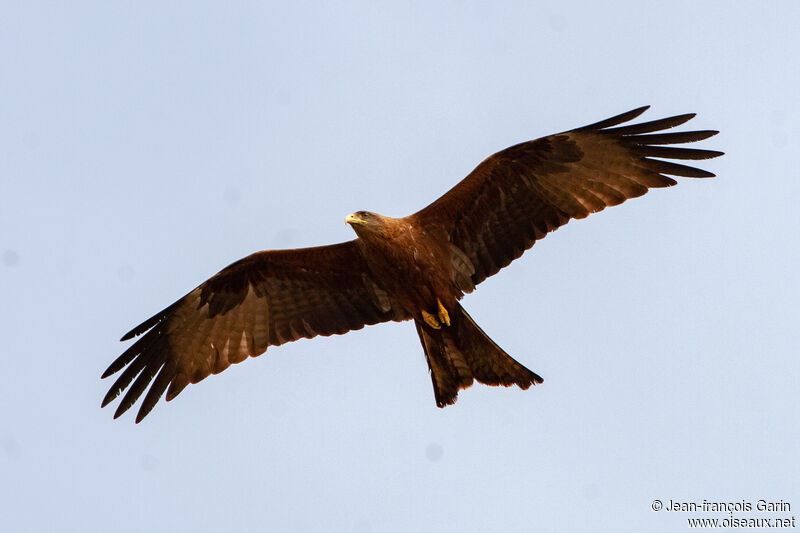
left=102, top=106, right=722, bottom=422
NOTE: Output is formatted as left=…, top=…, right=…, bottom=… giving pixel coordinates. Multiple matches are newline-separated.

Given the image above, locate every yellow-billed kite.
left=102, top=106, right=722, bottom=422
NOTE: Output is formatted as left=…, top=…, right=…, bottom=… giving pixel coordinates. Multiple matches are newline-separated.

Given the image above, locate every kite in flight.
left=102, top=106, right=722, bottom=422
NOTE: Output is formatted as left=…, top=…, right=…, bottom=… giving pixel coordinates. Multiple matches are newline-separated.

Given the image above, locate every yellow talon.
left=422, top=309, right=441, bottom=329
left=437, top=299, right=450, bottom=327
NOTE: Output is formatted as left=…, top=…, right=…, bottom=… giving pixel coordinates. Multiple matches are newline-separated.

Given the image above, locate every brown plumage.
left=102, top=106, right=722, bottom=422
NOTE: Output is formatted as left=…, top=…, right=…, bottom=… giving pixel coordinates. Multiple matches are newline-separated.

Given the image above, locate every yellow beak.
left=345, top=213, right=366, bottom=225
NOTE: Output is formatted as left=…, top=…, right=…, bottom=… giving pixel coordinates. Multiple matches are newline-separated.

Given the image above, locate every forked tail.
left=414, top=304, right=543, bottom=406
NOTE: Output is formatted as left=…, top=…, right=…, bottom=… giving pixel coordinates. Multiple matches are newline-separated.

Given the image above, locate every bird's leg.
left=421, top=309, right=441, bottom=329
left=437, top=298, right=450, bottom=327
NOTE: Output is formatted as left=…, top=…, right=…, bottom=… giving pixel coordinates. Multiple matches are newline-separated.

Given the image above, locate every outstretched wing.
left=409, top=106, right=723, bottom=287
left=102, top=241, right=409, bottom=422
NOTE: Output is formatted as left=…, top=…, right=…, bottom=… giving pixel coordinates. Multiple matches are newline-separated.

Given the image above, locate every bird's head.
left=345, top=210, right=392, bottom=237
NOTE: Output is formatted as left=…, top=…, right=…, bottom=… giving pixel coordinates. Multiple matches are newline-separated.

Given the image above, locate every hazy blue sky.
left=2, top=2, right=798, bottom=532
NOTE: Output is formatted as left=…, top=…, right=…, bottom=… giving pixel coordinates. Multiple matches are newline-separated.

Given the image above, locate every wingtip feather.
left=101, top=389, right=119, bottom=408
left=577, top=105, right=651, bottom=131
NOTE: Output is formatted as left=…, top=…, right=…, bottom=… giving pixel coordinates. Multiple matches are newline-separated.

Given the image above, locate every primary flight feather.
left=102, top=106, right=722, bottom=422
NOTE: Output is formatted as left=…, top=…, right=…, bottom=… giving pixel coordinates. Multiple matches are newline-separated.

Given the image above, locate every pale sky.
left=2, top=2, right=798, bottom=532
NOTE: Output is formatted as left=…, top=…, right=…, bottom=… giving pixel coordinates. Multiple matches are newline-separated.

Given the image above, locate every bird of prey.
left=102, top=106, right=722, bottom=422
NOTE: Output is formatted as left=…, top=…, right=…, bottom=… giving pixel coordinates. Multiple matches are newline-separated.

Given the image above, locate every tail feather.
left=415, top=304, right=543, bottom=407
left=415, top=321, right=473, bottom=407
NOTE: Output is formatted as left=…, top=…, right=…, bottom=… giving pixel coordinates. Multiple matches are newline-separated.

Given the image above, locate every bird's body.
left=349, top=212, right=461, bottom=322
left=102, top=106, right=722, bottom=422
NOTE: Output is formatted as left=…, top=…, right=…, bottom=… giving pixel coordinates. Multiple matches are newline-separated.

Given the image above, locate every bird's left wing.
left=408, top=106, right=723, bottom=288
left=102, top=241, right=409, bottom=422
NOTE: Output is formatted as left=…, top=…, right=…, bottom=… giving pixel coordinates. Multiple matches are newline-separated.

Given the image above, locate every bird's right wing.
left=101, top=241, right=410, bottom=422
